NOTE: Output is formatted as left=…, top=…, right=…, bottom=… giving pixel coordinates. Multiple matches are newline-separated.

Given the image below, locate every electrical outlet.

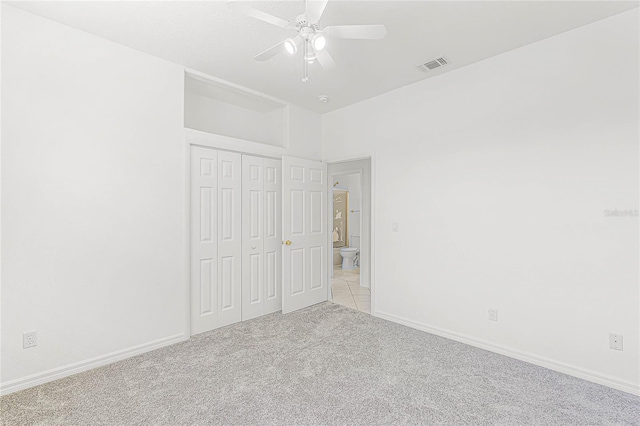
left=23, top=331, right=37, bottom=349
left=392, top=222, right=399, bottom=232
left=488, top=308, right=498, bottom=322
left=609, top=333, right=623, bottom=351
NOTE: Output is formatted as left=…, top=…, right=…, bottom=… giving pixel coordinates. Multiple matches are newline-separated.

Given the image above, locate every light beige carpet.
left=1, top=302, right=639, bottom=425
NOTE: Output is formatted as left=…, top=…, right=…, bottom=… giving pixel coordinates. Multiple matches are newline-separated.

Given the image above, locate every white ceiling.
left=9, top=1, right=639, bottom=113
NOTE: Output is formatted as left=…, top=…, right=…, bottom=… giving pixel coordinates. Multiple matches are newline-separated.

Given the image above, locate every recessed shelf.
left=184, top=72, right=288, bottom=148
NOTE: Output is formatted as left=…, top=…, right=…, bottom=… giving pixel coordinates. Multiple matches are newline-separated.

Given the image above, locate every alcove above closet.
left=184, top=72, right=289, bottom=148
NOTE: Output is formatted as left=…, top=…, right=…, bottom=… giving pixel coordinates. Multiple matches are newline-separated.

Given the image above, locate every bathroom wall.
left=322, top=9, right=639, bottom=393
left=335, top=173, right=362, bottom=243
left=333, top=173, right=361, bottom=266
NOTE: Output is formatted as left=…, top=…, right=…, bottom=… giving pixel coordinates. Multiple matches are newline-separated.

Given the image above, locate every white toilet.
left=339, top=235, right=360, bottom=270
left=339, top=248, right=359, bottom=270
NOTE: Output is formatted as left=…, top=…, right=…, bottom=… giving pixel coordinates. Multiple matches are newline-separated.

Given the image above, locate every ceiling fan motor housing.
left=296, top=18, right=321, bottom=42
left=300, top=26, right=314, bottom=39
left=294, top=14, right=311, bottom=29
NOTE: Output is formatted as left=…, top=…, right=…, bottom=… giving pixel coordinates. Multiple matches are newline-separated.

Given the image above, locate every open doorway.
left=327, top=158, right=372, bottom=314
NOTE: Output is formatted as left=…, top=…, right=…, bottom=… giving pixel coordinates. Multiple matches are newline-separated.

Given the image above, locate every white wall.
left=1, top=4, right=186, bottom=388
left=322, top=9, right=639, bottom=393
left=1, top=4, right=322, bottom=393
left=287, top=104, right=322, bottom=161
left=184, top=93, right=285, bottom=147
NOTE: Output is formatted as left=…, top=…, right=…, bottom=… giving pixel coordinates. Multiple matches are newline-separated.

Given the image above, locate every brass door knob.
left=285, top=240, right=292, bottom=246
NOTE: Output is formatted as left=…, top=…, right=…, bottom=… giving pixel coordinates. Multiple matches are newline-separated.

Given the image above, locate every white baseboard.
left=3, top=314, right=637, bottom=397
left=372, top=310, right=639, bottom=396
left=0, top=333, right=187, bottom=396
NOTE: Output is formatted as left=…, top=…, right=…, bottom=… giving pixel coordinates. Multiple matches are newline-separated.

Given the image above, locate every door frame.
left=326, top=155, right=376, bottom=315
left=184, top=129, right=290, bottom=337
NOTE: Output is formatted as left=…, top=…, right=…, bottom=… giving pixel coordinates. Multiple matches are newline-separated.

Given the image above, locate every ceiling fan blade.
left=306, top=0, right=329, bottom=24
left=254, top=41, right=285, bottom=61
left=316, top=48, right=336, bottom=70
left=227, top=0, right=290, bottom=28
left=323, top=25, right=387, bottom=40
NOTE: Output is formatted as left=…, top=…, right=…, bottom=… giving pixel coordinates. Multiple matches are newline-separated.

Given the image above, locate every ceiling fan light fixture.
left=284, top=38, right=297, bottom=55
left=311, top=33, right=326, bottom=51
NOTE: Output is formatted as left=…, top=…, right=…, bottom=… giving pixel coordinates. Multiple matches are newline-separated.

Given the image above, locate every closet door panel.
left=217, top=150, right=242, bottom=327
left=263, top=158, right=282, bottom=314
left=242, top=155, right=264, bottom=321
left=190, top=147, right=218, bottom=335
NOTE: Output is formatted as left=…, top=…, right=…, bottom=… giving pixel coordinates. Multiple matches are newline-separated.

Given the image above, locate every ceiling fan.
left=227, top=0, right=387, bottom=82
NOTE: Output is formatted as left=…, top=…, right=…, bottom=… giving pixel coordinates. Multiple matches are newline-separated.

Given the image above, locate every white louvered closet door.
left=242, top=155, right=282, bottom=321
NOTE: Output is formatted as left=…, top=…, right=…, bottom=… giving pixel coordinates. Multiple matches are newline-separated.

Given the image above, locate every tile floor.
left=331, top=266, right=370, bottom=314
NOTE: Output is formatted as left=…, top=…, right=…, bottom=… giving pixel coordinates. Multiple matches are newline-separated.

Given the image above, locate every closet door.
left=263, top=158, right=282, bottom=314
left=190, top=146, right=218, bottom=335
left=217, top=151, right=242, bottom=327
left=242, top=155, right=264, bottom=321
left=242, top=156, right=282, bottom=320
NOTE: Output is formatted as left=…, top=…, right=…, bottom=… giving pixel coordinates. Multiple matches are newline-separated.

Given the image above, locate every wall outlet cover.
left=488, top=308, right=498, bottom=322
left=609, top=333, right=623, bottom=351
left=23, top=331, right=37, bottom=349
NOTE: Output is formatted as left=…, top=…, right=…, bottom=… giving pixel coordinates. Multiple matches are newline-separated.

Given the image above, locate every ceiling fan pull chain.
left=302, top=39, right=310, bottom=83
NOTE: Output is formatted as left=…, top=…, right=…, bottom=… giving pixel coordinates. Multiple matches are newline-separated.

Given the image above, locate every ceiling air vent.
left=417, top=56, right=448, bottom=72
